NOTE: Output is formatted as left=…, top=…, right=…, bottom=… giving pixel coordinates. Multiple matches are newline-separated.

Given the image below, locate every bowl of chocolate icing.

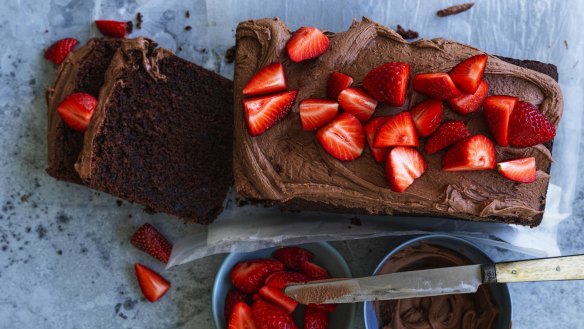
left=363, top=235, right=512, bottom=329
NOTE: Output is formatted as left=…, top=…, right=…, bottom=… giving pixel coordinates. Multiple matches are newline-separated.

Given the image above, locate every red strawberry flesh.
left=304, top=306, right=330, bottom=329
left=413, top=73, right=462, bottom=100
left=298, top=260, right=331, bottom=280
left=272, top=247, right=314, bottom=270
left=225, top=289, right=250, bottom=321
left=44, top=38, right=79, bottom=65
left=131, top=223, right=173, bottom=264
left=57, top=92, right=98, bottom=132
left=252, top=299, right=298, bottom=329
left=337, top=87, right=378, bottom=122
left=497, top=157, right=537, bottom=183
left=231, top=259, right=285, bottom=294
left=483, top=95, right=517, bottom=147
left=228, top=302, right=257, bottom=329
left=327, top=72, right=353, bottom=100
left=258, top=286, right=298, bottom=314
left=243, top=63, right=287, bottom=97
left=299, top=99, right=339, bottom=131
left=410, top=99, right=444, bottom=137
left=243, top=90, right=298, bottom=137
left=265, top=271, right=309, bottom=289
left=373, top=112, right=419, bottom=148
left=363, top=62, right=410, bottom=106
left=316, top=113, right=365, bottom=161
left=134, top=263, right=170, bottom=303
left=442, top=135, right=496, bottom=171
left=286, top=26, right=330, bottom=62
left=446, top=79, right=489, bottom=115
left=449, top=54, right=488, bottom=94
left=386, top=147, right=427, bottom=192
left=424, top=121, right=470, bottom=154
left=95, top=20, right=128, bottom=38
left=508, top=101, right=555, bottom=147
left=364, top=117, right=390, bottom=163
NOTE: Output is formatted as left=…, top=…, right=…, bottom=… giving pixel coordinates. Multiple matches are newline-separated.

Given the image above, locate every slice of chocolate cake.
left=46, top=38, right=122, bottom=183
left=233, top=18, right=563, bottom=227
left=75, top=38, right=233, bottom=224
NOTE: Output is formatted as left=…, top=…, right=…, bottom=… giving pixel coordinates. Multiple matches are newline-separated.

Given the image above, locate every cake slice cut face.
left=76, top=38, right=233, bottom=224
left=233, top=18, right=563, bottom=226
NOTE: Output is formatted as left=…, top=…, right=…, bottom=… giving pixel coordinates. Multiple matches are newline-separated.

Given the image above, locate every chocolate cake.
left=46, top=38, right=122, bottom=183
left=233, top=17, right=563, bottom=227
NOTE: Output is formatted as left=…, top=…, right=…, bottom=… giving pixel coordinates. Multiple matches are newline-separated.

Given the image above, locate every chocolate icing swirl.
left=375, top=243, right=499, bottom=329
left=233, top=17, right=563, bottom=225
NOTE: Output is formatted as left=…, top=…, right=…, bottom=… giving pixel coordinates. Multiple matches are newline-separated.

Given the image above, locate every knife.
left=284, top=254, right=584, bottom=304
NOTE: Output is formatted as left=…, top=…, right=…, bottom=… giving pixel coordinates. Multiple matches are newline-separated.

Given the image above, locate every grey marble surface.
left=1, top=0, right=584, bottom=328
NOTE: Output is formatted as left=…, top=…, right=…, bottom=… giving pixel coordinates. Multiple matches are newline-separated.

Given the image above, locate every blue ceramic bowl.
left=212, top=242, right=356, bottom=329
left=363, top=235, right=512, bottom=329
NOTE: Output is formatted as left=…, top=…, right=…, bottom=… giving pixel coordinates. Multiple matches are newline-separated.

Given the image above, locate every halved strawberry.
left=424, top=121, right=470, bottom=154
left=228, top=302, right=257, bottom=329
left=299, top=260, right=331, bottom=280
left=243, top=90, right=298, bottom=137
left=337, top=87, right=378, bottom=122
left=304, top=306, right=330, bottom=329
left=265, top=271, right=309, bottom=289
left=316, top=113, right=365, bottom=161
left=363, top=62, right=410, bottom=106
left=95, top=20, right=129, bottom=38
left=497, top=157, right=536, bottom=183
left=413, top=73, right=462, bottom=100
left=446, top=79, right=489, bottom=115
left=225, top=289, right=250, bottom=321
left=243, top=63, right=287, bottom=97
left=442, top=135, right=496, bottom=171
left=272, top=247, right=314, bottom=270
left=508, top=101, right=556, bottom=147
left=386, top=147, right=427, bottom=192
left=258, top=286, right=298, bottom=314
left=364, top=117, right=390, bottom=163
left=309, top=303, right=337, bottom=313
left=327, top=72, right=353, bottom=100
left=373, top=112, right=419, bottom=148
left=44, top=38, right=79, bottom=64
left=483, top=95, right=518, bottom=146
left=410, top=99, right=443, bottom=137
left=449, top=54, right=488, bottom=94
left=286, top=26, right=330, bottom=62
left=252, top=299, right=298, bottom=329
left=57, top=92, right=98, bottom=132
left=131, top=223, right=173, bottom=264
left=299, top=99, right=339, bottom=130
left=231, top=259, right=285, bottom=294
left=134, top=263, right=170, bottom=303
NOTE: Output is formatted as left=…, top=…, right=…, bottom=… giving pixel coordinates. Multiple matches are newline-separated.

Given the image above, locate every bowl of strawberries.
left=212, top=242, right=355, bottom=329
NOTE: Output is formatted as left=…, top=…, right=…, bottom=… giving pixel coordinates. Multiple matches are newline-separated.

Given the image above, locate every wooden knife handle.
left=482, top=254, right=584, bottom=283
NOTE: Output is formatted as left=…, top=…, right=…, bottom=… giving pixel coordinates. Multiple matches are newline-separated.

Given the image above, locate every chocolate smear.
left=437, top=2, right=474, bottom=17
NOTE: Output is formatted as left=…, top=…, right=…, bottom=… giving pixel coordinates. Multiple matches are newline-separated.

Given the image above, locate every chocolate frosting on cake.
left=375, top=243, right=499, bottom=329
left=233, top=17, right=563, bottom=226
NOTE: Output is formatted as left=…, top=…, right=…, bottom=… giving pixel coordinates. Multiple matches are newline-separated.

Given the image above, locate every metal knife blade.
left=284, top=264, right=483, bottom=304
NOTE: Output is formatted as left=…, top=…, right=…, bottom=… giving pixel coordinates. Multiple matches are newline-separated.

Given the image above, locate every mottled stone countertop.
left=1, top=0, right=583, bottom=328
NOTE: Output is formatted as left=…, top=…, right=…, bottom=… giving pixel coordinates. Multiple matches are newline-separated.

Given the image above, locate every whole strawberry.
left=252, top=299, right=298, bottom=329
left=508, top=101, right=555, bottom=147
left=363, top=62, right=410, bottom=106
left=131, top=223, right=173, bottom=264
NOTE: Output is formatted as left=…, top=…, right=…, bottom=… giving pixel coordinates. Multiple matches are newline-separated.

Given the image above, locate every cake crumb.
left=396, top=25, right=419, bottom=40
left=225, top=46, right=236, bottom=63
left=184, top=25, right=192, bottom=31
left=437, top=2, right=474, bottom=17
left=564, top=40, right=568, bottom=49
left=350, top=217, right=362, bottom=226
left=185, top=10, right=190, bottom=18
left=20, top=194, right=29, bottom=203
left=126, top=21, right=133, bottom=34
left=136, top=12, right=143, bottom=29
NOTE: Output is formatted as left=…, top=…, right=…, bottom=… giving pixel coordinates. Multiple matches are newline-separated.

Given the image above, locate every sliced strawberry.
left=299, top=99, right=339, bottom=130
left=258, top=286, right=298, bottom=314
left=298, top=260, right=331, bottom=281
left=373, top=112, right=419, bottom=148
left=134, top=263, right=170, bottom=303
left=413, top=73, right=462, bottom=100
left=363, top=62, right=410, bottom=106
left=442, top=135, right=496, bottom=171
left=449, top=54, right=488, bottom=94
left=497, top=157, right=536, bottom=183
left=243, top=90, right=298, bottom=137
left=410, top=99, right=444, bottom=137
left=131, top=223, right=173, bottom=264
left=95, top=20, right=129, bottom=38
left=424, top=121, right=470, bottom=154
left=286, top=26, right=330, bottom=62
left=225, top=289, right=250, bottom=320
left=44, top=38, right=79, bottom=64
left=304, top=306, right=330, bottom=329
left=446, top=79, right=489, bottom=115
left=57, top=92, right=98, bottom=132
left=508, top=101, right=556, bottom=147
left=231, top=259, right=285, bottom=294
left=483, top=95, right=518, bottom=147
left=337, top=87, right=378, bottom=122
left=386, top=147, right=427, bottom=192
left=308, top=303, right=337, bottom=313
left=265, top=271, right=309, bottom=289
left=243, top=63, right=287, bottom=97
left=327, top=72, right=353, bottom=100
left=228, top=302, right=258, bottom=329
left=363, top=117, right=389, bottom=163
left=272, top=247, right=314, bottom=270
left=252, top=299, right=298, bottom=329
left=316, top=113, right=365, bottom=161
